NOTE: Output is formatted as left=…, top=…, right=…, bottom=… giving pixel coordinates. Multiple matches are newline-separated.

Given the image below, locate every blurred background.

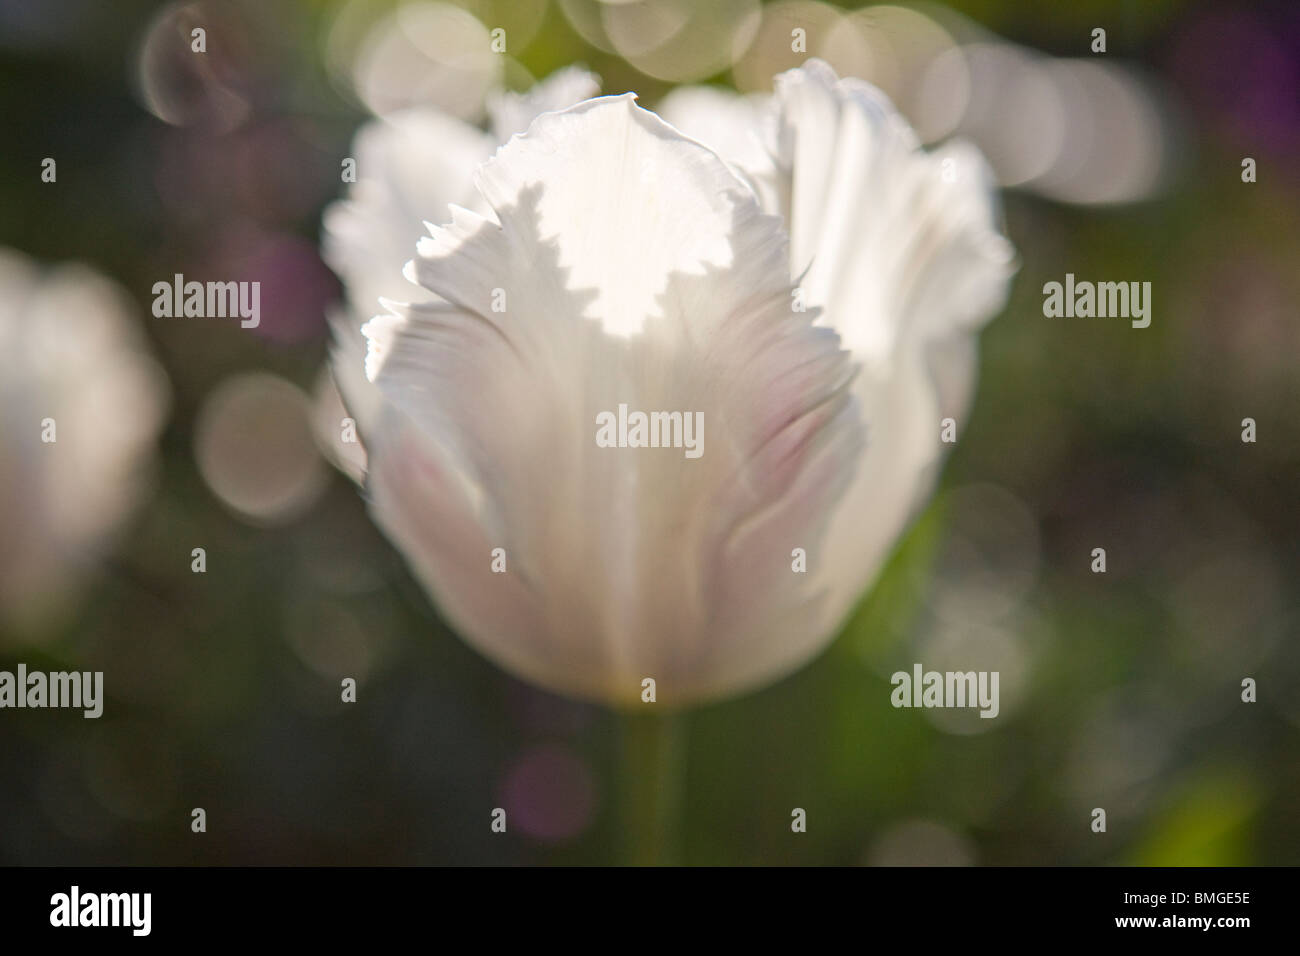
left=0, top=0, right=1297, bottom=865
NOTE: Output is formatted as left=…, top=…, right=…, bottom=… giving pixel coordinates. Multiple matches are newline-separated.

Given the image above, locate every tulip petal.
left=323, top=70, right=606, bottom=455
left=323, top=110, right=493, bottom=317
left=321, top=109, right=492, bottom=442
left=488, top=66, right=601, bottom=142
left=363, top=96, right=863, bottom=705
left=768, top=60, right=1017, bottom=629
left=657, top=85, right=782, bottom=212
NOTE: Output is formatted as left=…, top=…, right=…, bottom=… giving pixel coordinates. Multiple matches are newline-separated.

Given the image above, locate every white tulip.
left=325, top=60, right=1015, bottom=707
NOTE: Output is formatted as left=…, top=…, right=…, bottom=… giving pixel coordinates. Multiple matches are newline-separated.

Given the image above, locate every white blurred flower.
left=324, top=60, right=1014, bottom=706
left=0, top=249, right=169, bottom=637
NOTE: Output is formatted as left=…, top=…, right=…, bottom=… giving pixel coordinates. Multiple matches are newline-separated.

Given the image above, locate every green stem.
left=619, top=710, right=685, bottom=866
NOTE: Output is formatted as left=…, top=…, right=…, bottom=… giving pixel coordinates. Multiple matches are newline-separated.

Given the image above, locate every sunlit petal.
left=363, top=97, right=862, bottom=705
left=767, top=60, right=1016, bottom=627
